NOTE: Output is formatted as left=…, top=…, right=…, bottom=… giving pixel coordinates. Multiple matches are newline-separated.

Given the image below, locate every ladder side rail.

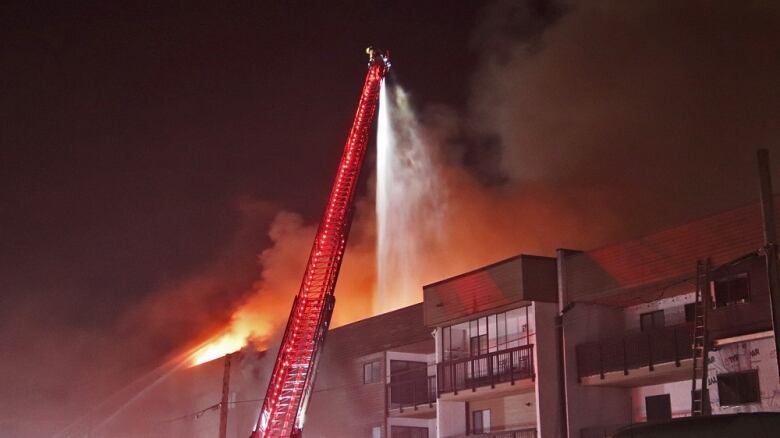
left=253, top=56, right=388, bottom=438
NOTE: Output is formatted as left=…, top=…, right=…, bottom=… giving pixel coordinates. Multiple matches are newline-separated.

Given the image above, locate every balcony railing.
left=437, top=344, right=535, bottom=395
left=462, top=428, right=537, bottom=438
left=576, top=323, right=693, bottom=380
left=387, top=375, right=436, bottom=412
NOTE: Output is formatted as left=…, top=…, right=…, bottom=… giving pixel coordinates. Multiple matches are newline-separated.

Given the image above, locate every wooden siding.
left=564, top=197, right=780, bottom=307
left=423, top=255, right=558, bottom=327
left=306, top=304, right=433, bottom=438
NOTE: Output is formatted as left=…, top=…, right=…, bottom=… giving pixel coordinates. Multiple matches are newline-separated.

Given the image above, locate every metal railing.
left=437, top=345, right=535, bottom=395
left=387, top=375, right=436, bottom=412
left=466, top=428, right=537, bottom=438
left=576, top=323, right=694, bottom=379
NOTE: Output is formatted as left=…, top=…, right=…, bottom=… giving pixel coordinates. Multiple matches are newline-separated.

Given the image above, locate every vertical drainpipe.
left=384, top=350, right=389, bottom=438
left=556, top=249, right=571, bottom=438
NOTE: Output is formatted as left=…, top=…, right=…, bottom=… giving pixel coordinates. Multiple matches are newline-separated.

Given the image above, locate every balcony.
left=437, top=345, right=535, bottom=396
left=455, top=429, right=537, bottom=438
left=387, top=376, right=437, bottom=415
left=576, top=323, right=694, bottom=385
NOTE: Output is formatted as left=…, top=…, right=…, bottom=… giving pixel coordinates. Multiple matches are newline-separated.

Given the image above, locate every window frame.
left=717, top=369, right=761, bottom=406
left=390, top=425, right=428, bottom=438
left=472, top=409, right=491, bottom=434
left=645, top=393, right=672, bottom=422
left=639, top=309, right=665, bottom=331
left=441, top=305, right=532, bottom=362
left=711, top=272, right=751, bottom=309
left=363, top=359, right=383, bottom=384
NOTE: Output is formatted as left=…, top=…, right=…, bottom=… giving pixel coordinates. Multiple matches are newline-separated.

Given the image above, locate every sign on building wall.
left=707, top=337, right=780, bottom=413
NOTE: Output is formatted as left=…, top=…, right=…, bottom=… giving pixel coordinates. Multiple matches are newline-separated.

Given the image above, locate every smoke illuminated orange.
left=189, top=313, right=274, bottom=366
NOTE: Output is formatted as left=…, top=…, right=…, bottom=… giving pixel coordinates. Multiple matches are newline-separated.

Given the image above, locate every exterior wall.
left=631, top=380, right=691, bottom=422
left=707, top=335, right=780, bottom=414
left=469, top=393, right=537, bottom=432
left=307, top=304, right=434, bottom=438
left=388, top=417, right=437, bottom=437
left=562, top=303, right=632, bottom=437
left=707, top=256, right=773, bottom=340
left=532, top=301, right=563, bottom=438
left=424, top=255, right=558, bottom=328
left=307, top=350, right=387, bottom=438
left=624, top=293, right=695, bottom=331
left=628, top=335, right=780, bottom=424
left=563, top=197, right=780, bottom=307
left=437, top=400, right=466, bottom=438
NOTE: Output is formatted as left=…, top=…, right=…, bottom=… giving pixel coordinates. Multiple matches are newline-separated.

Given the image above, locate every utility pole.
left=757, top=149, right=780, bottom=379
left=219, top=352, right=234, bottom=438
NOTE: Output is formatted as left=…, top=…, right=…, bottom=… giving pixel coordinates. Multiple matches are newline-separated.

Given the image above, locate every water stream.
left=375, top=82, right=446, bottom=314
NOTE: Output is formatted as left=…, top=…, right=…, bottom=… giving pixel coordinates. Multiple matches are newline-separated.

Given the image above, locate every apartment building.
left=423, top=255, right=562, bottom=438
left=306, top=303, right=436, bottom=438
left=558, top=199, right=780, bottom=438
left=103, top=198, right=780, bottom=438
left=306, top=254, right=563, bottom=438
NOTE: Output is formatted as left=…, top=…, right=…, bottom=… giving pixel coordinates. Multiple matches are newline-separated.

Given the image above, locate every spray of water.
left=375, top=82, right=447, bottom=314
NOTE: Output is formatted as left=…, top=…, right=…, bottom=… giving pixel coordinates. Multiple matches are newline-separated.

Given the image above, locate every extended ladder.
left=251, top=49, right=389, bottom=438
left=690, top=258, right=711, bottom=416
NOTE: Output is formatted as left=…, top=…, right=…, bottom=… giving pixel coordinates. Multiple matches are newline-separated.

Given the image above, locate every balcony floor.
left=439, top=377, right=535, bottom=402
left=387, top=403, right=436, bottom=419
left=580, top=358, right=693, bottom=387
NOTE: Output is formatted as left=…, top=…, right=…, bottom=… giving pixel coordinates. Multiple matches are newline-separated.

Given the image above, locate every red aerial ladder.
left=251, top=48, right=390, bottom=438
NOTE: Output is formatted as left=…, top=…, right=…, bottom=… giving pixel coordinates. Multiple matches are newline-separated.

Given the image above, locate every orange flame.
left=189, top=312, right=274, bottom=366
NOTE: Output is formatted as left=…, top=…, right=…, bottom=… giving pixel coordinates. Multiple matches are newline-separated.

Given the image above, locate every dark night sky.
left=1, top=1, right=482, bottom=324
left=3, top=1, right=780, bottom=435
left=1, top=0, right=492, bottom=430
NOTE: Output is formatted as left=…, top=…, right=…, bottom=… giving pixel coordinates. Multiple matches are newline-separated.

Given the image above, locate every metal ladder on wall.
left=690, top=258, right=712, bottom=416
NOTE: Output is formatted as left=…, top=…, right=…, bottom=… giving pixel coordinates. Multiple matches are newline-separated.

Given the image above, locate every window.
left=712, top=273, right=750, bottom=308
left=441, top=306, right=531, bottom=362
left=718, top=369, right=760, bottom=406
left=363, top=360, right=382, bottom=384
left=389, top=360, right=428, bottom=405
left=390, top=426, right=427, bottom=438
left=472, top=409, right=491, bottom=434
left=684, top=303, right=696, bottom=322
left=470, top=334, right=488, bottom=356
left=372, top=426, right=382, bottom=438
left=645, top=394, right=672, bottom=422
left=640, top=310, right=665, bottom=331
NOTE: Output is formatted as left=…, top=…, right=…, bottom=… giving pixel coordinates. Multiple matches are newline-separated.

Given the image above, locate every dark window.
left=717, top=369, right=760, bottom=406
left=363, top=360, right=382, bottom=384
left=390, top=426, right=428, bottom=438
left=390, top=360, right=428, bottom=405
left=640, top=310, right=665, bottom=331
left=712, top=273, right=750, bottom=308
left=472, top=409, right=490, bottom=434
left=645, top=394, right=672, bottom=422
left=470, top=334, right=488, bottom=357
left=684, top=303, right=696, bottom=322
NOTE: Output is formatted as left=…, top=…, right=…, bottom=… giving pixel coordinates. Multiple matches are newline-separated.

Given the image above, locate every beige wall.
left=469, top=392, right=536, bottom=432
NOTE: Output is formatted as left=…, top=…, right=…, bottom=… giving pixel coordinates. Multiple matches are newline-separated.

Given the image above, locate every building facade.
left=559, top=198, right=780, bottom=438
left=307, top=254, right=563, bottom=438
left=307, top=198, right=780, bottom=438
left=97, top=198, right=780, bottom=438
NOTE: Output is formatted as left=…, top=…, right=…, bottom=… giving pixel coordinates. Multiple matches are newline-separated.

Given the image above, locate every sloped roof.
left=565, top=197, right=779, bottom=306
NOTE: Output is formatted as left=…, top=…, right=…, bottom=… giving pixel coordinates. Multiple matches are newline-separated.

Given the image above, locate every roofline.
left=423, top=254, right=555, bottom=289
left=329, top=302, right=423, bottom=332
left=576, top=195, right=770, bottom=256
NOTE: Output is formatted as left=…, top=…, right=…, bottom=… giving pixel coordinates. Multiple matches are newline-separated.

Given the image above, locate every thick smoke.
left=470, top=1, right=780, bottom=235
left=169, top=0, right=780, bottom=365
